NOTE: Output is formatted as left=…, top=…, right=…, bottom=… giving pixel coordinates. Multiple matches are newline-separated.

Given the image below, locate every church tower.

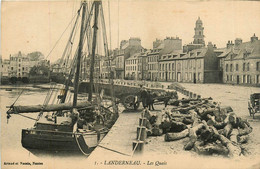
left=193, top=17, right=205, bottom=45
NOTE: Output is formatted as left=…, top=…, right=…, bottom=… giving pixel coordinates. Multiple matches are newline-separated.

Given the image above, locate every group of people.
left=140, top=86, right=155, bottom=110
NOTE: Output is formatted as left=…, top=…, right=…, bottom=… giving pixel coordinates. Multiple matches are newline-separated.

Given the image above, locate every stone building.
left=125, top=53, right=141, bottom=80
left=147, top=48, right=160, bottom=81
left=147, top=37, right=182, bottom=81
left=1, top=58, right=10, bottom=77
left=159, top=42, right=220, bottom=83
left=112, top=49, right=125, bottom=79
left=109, top=38, right=143, bottom=79
left=9, top=51, right=31, bottom=78
left=158, top=51, right=185, bottom=82
left=223, top=34, right=260, bottom=86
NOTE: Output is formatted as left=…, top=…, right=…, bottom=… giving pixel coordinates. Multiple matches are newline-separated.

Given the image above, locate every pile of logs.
left=143, top=98, right=252, bottom=157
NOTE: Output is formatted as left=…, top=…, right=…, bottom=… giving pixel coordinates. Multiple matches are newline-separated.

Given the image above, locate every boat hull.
left=21, top=128, right=107, bottom=156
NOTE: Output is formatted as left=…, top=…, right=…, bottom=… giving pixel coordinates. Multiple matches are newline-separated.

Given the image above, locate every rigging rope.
left=17, top=114, right=37, bottom=121
left=11, top=89, right=24, bottom=107
left=117, top=0, right=120, bottom=48
left=45, top=4, right=83, bottom=60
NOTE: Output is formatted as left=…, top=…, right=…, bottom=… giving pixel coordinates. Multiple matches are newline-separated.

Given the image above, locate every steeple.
left=193, top=17, right=205, bottom=45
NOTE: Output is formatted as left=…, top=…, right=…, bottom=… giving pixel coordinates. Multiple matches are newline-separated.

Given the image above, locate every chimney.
left=251, top=33, right=258, bottom=43
left=226, top=40, right=234, bottom=48
left=235, top=38, right=243, bottom=46
left=207, top=42, right=213, bottom=49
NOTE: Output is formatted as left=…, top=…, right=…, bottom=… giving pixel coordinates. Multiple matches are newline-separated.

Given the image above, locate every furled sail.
left=7, top=101, right=93, bottom=114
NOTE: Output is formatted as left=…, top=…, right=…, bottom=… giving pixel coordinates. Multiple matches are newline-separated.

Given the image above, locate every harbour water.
left=0, top=84, right=96, bottom=169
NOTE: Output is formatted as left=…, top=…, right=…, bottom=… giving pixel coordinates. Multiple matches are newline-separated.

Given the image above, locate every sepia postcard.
left=1, top=0, right=260, bottom=169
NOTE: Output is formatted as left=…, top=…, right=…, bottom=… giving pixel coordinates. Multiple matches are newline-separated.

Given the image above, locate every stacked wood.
left=165, top=129, right=189, bottom=141
left=144, top=98, right=253, bottom=157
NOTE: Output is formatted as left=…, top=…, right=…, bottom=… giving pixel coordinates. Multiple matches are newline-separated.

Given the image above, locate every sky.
left=1, top=0, right=260, bottom=62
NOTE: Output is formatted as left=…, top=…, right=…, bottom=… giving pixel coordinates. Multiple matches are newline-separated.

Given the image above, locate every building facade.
left=147, top=37, right=183, bottom=81
left=158, top=42, right=220, bottom=83
left=8, top=51, right=30, bottom=78
left=223, top=34, right=260, bottom=86
left=125, top=53, right=140, bottom=80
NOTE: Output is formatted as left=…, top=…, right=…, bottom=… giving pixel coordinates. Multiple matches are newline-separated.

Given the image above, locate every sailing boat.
left=6, top=1, right=118, bottom=155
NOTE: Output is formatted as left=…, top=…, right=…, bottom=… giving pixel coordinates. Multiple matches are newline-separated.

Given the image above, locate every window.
left=230, top=75, right=233, bottom=81
left=172, top=63, right=174, bottom=70
left=247, top=63, right=250, bottom=71
left=177, top=63, right=181, bottom=71
left=257, top=62, right=260, bottom=71
left=256, top=75, right=259, bottom=84
left=226, top=64, right=229, bottom=72
left=185, top=73, right=188, bottom=80
left=230, top=64, right=233, bottom=72
left=19, top=64, right=21, bottom=67
left=22, top=67, right=24, bottom=71
left=236, top=64, right=239, bottom=71
left=198, top=73, right=201, bottom=81
left=227, top=75, right=229, bottom=81
left=243, top=63, right=246, bottom=71
left=169, top=63, right=171, bottom=71
left=247, top=75, right=251, bottom=83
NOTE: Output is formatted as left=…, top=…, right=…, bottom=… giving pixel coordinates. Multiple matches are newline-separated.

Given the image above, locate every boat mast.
left=88, top=0, right=101, bottom=101
left=73, top=1, right=87, bottom=107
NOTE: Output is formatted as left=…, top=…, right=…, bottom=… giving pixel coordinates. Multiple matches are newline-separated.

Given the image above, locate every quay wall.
left=79, top=81, right=165, bottom=99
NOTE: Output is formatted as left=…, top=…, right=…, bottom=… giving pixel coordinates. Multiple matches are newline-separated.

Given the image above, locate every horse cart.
left=121, top=89, right=178, bottom=110
left=248, top=93, right=260, bottom=119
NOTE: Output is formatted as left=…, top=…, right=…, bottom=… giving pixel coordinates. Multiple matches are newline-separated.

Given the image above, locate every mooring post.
left=137, top=126, right=147, bottom=141
left=139, top=117, right=148, bottom=127
left=132, top=140, right=144, bottom=154
left=189, top=92, right=193, bottom=98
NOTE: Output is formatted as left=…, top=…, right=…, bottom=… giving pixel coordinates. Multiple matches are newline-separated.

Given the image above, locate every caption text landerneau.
left=94, top=160, right=167, bottom=166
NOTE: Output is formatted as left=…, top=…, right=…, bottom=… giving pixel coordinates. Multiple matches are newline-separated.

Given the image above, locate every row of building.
left=1, top=17, right=260, bottom=86
left=93, top=17, right=259, bottom=86
left=0, top=51, right=50, bottom=81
